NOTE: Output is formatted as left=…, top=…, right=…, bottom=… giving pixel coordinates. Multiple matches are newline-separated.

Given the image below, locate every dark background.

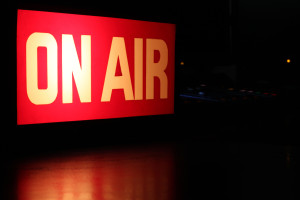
left=2, top=0, right=300, bottom=200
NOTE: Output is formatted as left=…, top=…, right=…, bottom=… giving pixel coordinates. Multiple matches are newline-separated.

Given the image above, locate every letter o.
left=26, top=32, right=58, bottom=105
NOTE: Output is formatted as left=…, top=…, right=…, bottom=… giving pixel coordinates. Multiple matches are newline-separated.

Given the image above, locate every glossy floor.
left=17, top=148, right=174, bottom=200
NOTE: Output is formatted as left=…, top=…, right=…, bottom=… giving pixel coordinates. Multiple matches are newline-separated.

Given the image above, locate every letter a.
left=101, top=37, right=134, bottom=102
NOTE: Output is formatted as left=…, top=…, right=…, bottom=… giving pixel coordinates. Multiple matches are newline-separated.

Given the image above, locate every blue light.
left=179, top=94, right=219, bottom=102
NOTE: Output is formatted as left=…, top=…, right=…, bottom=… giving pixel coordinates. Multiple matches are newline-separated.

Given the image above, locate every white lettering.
left=26, top=32, right=58, bottom=105
left=62, top=34, right=91, bottom=103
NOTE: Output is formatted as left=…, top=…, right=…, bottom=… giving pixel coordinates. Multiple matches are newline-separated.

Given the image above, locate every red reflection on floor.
left=17, top=148, right=174, bottom=200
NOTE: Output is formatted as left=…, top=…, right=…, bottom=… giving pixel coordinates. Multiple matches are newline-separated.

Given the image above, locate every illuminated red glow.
left=37, top=47, right=48, bottom=89
left=17, top=149, right=174, bottom=200
left=17, top=9, right=175, bottom=124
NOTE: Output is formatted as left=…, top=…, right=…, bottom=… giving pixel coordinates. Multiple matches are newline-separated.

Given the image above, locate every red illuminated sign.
left=17, top=9, right=175, bottom=125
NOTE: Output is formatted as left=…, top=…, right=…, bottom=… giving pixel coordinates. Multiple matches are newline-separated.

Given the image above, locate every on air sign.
left=17, top=9, right=175, bottom=125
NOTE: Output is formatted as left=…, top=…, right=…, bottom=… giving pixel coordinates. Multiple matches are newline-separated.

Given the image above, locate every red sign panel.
left=17, top=9, right=175, bottom=125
